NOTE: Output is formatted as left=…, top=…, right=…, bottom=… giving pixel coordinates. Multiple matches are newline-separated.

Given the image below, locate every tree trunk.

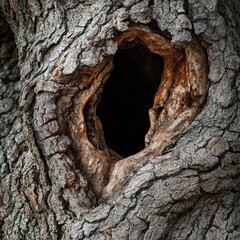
left=0, top=0, right=240, bottom=239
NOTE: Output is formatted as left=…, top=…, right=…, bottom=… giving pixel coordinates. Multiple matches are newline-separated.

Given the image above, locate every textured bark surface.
left=0, top=0, right=240, bottom=239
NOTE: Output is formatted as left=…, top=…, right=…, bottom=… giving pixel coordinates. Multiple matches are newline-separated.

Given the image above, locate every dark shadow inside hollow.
left=97, top=41, right=164, bottom=157
left=0, top=16, right=19, bottom=83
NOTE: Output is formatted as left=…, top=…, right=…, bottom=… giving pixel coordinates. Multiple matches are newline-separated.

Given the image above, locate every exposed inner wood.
left=67, top=25, right=208, bottom=198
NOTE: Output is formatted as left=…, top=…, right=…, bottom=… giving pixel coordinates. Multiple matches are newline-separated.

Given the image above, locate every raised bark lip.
left=64, top=24, right=209, bottom=199
left=24, top=23, right=208, bottom=199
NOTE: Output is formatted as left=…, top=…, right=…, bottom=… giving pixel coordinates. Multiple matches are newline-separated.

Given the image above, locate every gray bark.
left=0, top=0, right=240, bottom=239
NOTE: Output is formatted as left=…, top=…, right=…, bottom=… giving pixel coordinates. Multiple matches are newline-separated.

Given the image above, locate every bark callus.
left=68, top=25, right=208, bottom=198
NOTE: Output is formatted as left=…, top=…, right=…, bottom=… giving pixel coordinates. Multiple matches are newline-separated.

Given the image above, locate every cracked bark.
left=0, top=0, right=240, bottom=239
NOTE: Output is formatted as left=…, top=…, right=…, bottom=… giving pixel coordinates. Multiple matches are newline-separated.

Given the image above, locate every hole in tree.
left=97, top=41, right=164, bottom=157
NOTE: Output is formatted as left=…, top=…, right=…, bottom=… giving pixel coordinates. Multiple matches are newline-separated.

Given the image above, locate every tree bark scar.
left=64, top=25, right=208, bottom=198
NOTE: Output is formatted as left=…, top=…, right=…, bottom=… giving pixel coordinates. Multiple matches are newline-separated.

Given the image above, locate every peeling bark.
left=0, top=0, right=240, bottom=239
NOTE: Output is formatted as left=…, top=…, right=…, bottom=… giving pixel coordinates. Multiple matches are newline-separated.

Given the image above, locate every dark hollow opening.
left=97, top=42, right=164, bottom=157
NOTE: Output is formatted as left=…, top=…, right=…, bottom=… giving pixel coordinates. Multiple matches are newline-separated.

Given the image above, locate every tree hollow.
left=67, top=25, right=208, bottom=197
left=97, top=42, right=164, bottom=157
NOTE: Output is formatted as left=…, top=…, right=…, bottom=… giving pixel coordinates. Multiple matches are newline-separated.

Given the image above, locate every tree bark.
left=0, top=0, right=240, bottom=239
